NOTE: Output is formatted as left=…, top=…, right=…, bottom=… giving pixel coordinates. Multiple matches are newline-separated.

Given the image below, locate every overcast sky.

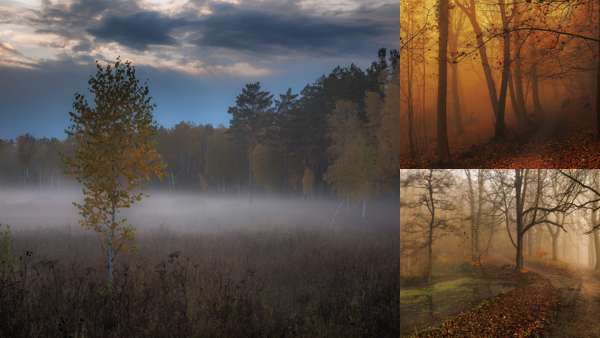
left=0, top=0, right=398, bottom=139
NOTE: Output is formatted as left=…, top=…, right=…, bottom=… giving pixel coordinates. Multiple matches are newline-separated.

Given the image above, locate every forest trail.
left=527, top=264, right=600, bottom=337
left=549, top=272, right=600, bottom=337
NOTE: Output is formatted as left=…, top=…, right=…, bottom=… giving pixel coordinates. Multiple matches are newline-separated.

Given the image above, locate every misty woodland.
left=400, top=169, right=600, bottom=336
left=400, top=0, right=600, bottom=167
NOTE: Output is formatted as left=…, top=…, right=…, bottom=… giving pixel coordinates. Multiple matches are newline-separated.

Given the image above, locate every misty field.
left=0, top=190, right=398, bottom=337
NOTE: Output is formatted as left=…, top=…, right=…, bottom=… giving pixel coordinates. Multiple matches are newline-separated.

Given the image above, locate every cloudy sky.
left=0, top=0, right=398, bottom=139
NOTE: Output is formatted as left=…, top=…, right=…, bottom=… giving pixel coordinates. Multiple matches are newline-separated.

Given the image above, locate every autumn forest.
left=400, top=0, right=600, bottom=167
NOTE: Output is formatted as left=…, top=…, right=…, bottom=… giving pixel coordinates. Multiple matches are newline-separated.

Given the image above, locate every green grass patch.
left=400, top=277, right=477, bottom=303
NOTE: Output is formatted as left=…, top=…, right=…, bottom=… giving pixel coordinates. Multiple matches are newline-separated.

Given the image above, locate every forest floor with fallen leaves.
left=401, top=114, right=600, bottom=168
left=409, top=265, right=559, bottom=337
left=454, top=127, right=600, bottom=168
left=406, top=260, right=600, bottom=338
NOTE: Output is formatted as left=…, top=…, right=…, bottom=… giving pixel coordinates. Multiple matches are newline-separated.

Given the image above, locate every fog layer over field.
left=0, top=188, right=397, bottom=233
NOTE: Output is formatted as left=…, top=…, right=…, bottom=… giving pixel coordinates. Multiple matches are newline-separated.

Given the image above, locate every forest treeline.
left=0, top=49, right=399, bottom=200
left=400, top=0, right=600, bottom=165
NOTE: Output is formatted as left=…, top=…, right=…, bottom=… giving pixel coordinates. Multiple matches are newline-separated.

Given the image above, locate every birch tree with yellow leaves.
left=64, top=59, right=165, bottom=285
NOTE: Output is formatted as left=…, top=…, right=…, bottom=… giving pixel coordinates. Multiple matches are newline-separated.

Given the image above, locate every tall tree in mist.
left=509, top=169, right=580, bottom=269
left=64, top=59, right=165, bottom=285
left=465, top=169, right=485, bottom=263
left=228, top=82, right=273, bottom=202
left=325, top=101, right=375, bottom=217
left=455, top=0, right=511, bottom=139
left=16, top=134, right=36, bottom=185
left=449, top=8, right=466, bottom=134
left=436, top=0, right=451, bottom=163
left=402, top=169, right=455, bottom=283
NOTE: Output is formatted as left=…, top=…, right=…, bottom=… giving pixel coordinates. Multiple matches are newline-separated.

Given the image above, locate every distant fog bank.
left=0, top=188, right=398, bottom=234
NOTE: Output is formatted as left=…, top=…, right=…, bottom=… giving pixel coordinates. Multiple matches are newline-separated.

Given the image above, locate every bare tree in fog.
left=465, top=169, right=485, bottom=263
left=64, top=59, right=166, bottom=285
left=402, top=169, right=455, bottom=283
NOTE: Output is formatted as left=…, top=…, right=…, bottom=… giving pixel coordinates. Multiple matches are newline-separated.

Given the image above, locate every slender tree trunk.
left=449, top=12, right=465, bottom=135
left=107, top=208, right=115, bottom=286
left=248, top=146, right=254, bottom=204
left=531, top=64, right=544, bottom=116
left=496, top=0, right=510, bottom=139
left=407, top=27, right=417, bottom=159
left=515, top=169, right=525, bottom=270
left=459, top=2, right=499, bottom=125
left=450, top=62, right=464, bottom=135
left=514, top=54, right=528, bottom=118
left=426, top=171, right=435, bottom=284
left=436, top=0, right=451, bottom=163
left=516, top=231, right=524, bottom=270
left=427, top=212, right=434, bottom=283
left=465, top=170, right=476, bottom=262
left=509, top=70, right=518, bottom=119
left=551, top=233, right=559, bottom=261
left=528, top=229, right=534, bottom=257
left=594, top=230, right=600, bottom=271
left=474, top=170, right=484, bottom=261
left=511, top=0, right=528, bottom=126
left=590, top=234, right=596, bottom=268
left=361, top=199, right=367, bottom=219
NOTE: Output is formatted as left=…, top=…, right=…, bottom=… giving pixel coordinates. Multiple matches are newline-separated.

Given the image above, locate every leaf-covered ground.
left=400, top=125, right=600, bottom=169
left=456, top=128, right=600, bottom=168
left=410, top=270, right=560, bottom=338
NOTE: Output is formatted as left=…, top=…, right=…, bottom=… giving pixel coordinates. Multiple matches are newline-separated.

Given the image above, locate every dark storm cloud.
left=191, top=2, right=398, bottom=55
left=25, top=0, right=397, bottom=56
left=87, top=11, right=183, bottom=50
left=31, top=0, right=128, bottom=38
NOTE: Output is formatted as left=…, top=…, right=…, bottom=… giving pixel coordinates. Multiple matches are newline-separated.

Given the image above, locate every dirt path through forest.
left=528, top=264, right=600, bottom=337
left=548, top=272, right=600, bottom=337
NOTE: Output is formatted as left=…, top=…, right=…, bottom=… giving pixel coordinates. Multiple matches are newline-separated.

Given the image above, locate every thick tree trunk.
left=516, top=232, right=524, bottom=270
left=436, top=0, right=451, bottom=163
